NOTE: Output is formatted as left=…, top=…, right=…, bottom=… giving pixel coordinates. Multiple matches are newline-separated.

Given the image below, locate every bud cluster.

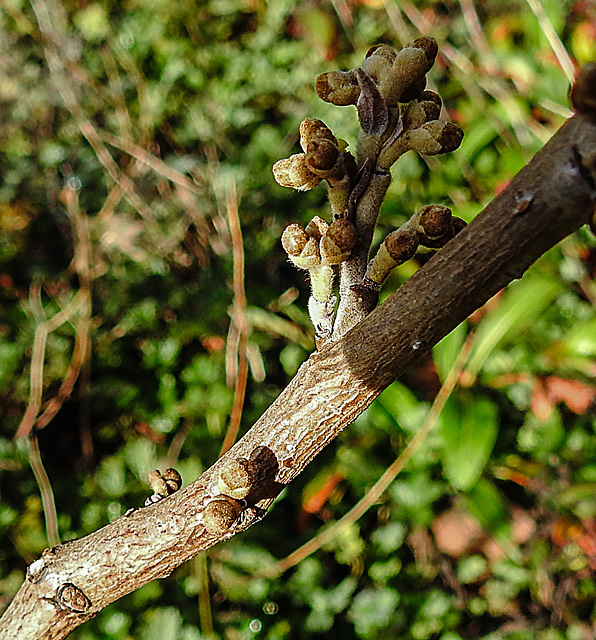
left=272, top=37, right=464, bottom=345
left=366, top=205, right=467, bottom=286
left=273, top=118, right=357, bottom=217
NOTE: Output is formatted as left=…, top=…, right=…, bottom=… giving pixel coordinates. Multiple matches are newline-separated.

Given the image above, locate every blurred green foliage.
left=0, top=0, right=595, bottom=638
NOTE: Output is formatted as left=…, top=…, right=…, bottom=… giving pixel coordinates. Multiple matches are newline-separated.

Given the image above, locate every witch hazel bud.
left=320, top=218, right=357, bottom=265
left=282, top=225, right=321, bottom=269
left=306, top=138, right=339, bottom=172
left=408, top=121, right=463, bottom=156
left=418, top=204, right=452, bottom=239
left=366, top=228, right=420, bottom=285
left=300, top=118, right=337, bottom=148
left=273, top=154, right=321, bottom=191
left=316, top=70, right=360, bottom=106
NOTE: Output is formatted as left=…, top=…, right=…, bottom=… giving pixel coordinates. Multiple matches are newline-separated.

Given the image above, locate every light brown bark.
left=2, top=112, right=595, bottom=639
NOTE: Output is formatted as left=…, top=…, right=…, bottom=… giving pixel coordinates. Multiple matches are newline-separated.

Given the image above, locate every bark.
left=1, top=110, right=596, bottom=639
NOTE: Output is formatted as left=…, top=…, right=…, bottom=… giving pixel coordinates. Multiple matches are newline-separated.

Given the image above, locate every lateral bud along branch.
left=273, top=37, right=463, bottom=344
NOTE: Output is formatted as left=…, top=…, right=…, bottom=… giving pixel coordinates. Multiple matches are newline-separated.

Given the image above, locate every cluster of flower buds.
left=273, top=118, right=357, bottom=217
left=281, top=215, right=357, bottom=301
left=315, top=37, right=463, bottom=169
left=273, top=37, right=464, bottom=345
left=145, top=468, right=182, bottom=506
left=365, top=205, right=467, bottom=286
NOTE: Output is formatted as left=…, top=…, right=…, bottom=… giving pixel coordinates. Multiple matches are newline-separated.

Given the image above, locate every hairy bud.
left=316, top=70, right=360, bottom=106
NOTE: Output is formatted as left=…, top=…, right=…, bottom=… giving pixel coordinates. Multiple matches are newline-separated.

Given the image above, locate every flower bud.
left=305, top=215, right=329, bottom=240
left=365, top=44, right=397, bottom=64
left=366, top=228, right=419, bottom=284
left=163, top=468, right=182, bottom=493
left=320, top=218, right=357, bottom=265
left=384, top=228, right=420, bottom=262
left=203, top=496, right=243, bottom=535
left=272, top=154, right=321, bottom=191
left=316, top=70, right=360, bottom=106
left=281, top=223, right=309, bottom=257
left=418, top=204, right=452, bottom=239
left=300, top=118, right=337, bottom=151
left=306, top=138, right=339, bottom=171
left=218, top=458, right=253, bottom=500
left=409, top=121, right=463, bottom=155
left=410, top=36, right=438, bottom=72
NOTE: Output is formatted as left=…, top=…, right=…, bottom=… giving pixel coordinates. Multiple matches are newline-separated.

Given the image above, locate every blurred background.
left=0, top=0, right=595, bottom=638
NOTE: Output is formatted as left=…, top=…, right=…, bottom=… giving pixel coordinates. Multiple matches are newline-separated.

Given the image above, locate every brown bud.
left=305, top=216, right=329, bottom=240
left=419, top=91, right=442, bottom=108
left=281, top=223, right=309, bottom=257
left=163, top=468, right=182, bottom=493
left=203, top=496, right=243, bottom=535
left=299, top=118, right=337, bottom=150
left=414, top=121, right=463, bottom=155
left=410, top=36, right=438, bottom=71
left=306, top=139, right=339, bottom=171
left=419, top=98, right=441, bottom=122
left=218, top=458, right=253, bottom=500
left=273, top=155, right=321, bottom=191
left=418, top=205, right=452, bottom=239
left=320, top=218, right=357, bottom=265
left=316, top=70, right=360, bottom=106
left=148, top=470, right=169, bottom=497
left=365, top=44, right=397, bottom=64
left=384, top=228, right=419, bottom=262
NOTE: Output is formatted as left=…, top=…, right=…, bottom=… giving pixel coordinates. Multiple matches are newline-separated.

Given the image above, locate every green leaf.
left=440, top=394, right=498, bottom=491
left=465, top=272, right=564, bottom=381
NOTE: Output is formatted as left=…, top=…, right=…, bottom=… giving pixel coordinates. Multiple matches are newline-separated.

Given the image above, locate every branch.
left=2, top=68, right=596, bottom=640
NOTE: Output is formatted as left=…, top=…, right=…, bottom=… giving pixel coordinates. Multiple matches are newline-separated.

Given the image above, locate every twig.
left=524, top=0, right=576, bottom=83
left=28, top=435, right=60, bottom=548
left=16, top=289, right=89, bottom=440
left=219, top=180, right=250, bottom=456
left=257, top=330, right=476, bottom=578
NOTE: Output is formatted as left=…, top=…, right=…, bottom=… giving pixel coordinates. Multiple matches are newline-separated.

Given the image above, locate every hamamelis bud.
left=163, top=468, right=182, bottom=493
left=273, top=155, right=321, bottom=191
left=419, top=204, right=452, bottom=239
left=319, top=218, right=357, bottom=265
left=203, top=496, right=243, bottom=535
left=300, top=118, right=337, bottom=150
left=306, top=138, right=339, bottom=172
left=409, top=121, right=463, bottom=155
left=316, top=70, right=360, bottom=106
left=366, top=228, right=420, bottom=284
left=281, top=223, right=309, bottom=257
left=218, top=457, right=253, bottom=500
left=305, top=215, right=329, bottom=240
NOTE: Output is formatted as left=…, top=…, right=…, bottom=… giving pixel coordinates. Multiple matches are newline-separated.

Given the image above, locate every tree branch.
left=2, top=90, right=596, bottom=640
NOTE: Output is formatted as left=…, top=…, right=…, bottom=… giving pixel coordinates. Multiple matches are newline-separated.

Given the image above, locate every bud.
left=299, top=118, right=337, bottom=151
left=306, top=138, right=339, bottom=171
left=218, top=458, right=253, bottom=500
left=365, top=44, right=397, bottom=64
left=272, top=154, right=321, bottom=191
left=366, top=228, right=419, bottom=284
left=316, top=70, right=360, bottom=106
left=281, top=223, right=309, bottom=257
left=305, top=215, right=329, bottom=240
left=418, top=204, right=452, bottom=239
left=320, top=219, right=357, bottom=265
left=203, top=496, right=243, bottom=535
left=384, top=228, right=419, bottom=262
left=163, top=468, right=182, bottom=493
